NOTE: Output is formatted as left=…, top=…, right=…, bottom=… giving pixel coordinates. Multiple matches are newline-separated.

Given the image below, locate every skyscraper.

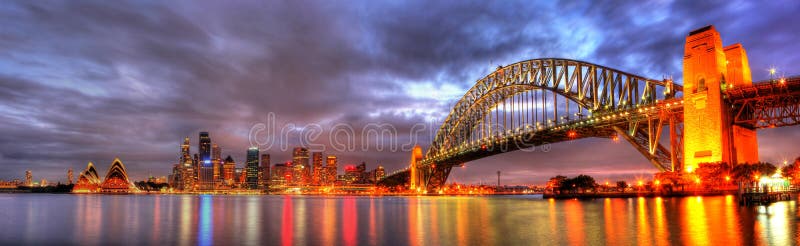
left=198, top=132, right=213, bottom=190
left=325, top=155, right=337, bottom=185
left=312, top=152, right=323, bottom=185
left=223, top=155, right=235, bottom=186
left=259, top=154, right=270, bottom=189
left=181, top=137, right=191, bottom=165
left=25, top=170, right=32, bottom=187
left=199, top=132, right=211, bottom=163
left=212, top=143, right=222, bottom=185
left=245, top=147, right=259, bottom=189
left=292, top=147, right=310, bottom=185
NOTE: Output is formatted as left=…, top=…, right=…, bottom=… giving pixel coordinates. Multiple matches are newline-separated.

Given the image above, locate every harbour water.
left=0, top=194, right=797, bottom=245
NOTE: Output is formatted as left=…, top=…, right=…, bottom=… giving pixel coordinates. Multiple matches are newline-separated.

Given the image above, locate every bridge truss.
left=394, top=58, right=685, bottom=190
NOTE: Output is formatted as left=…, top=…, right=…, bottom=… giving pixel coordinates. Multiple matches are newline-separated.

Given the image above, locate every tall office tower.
left=223, top=156, right=236, bottom=186
left=292, top=147, right=310, bottom=185
left=311, top=152, right=323, bottom=185
left=180, top=137, right=191, bottom=165
left=199, top=132, right=211, bottom=163
left=259, top=154, right=270, bottom=189
left=325, top=155, right=337, bottom=185
left=245, top=147, right=259, bottom=189
left=198, top=132, right=213, bottom=190
left=193, top=153, right=200, bottom=177
left=67, top=168, right=74, bottom=185
left=212, top=144, right=222, bottom=184
left=169, top=164, right=181, bottom=190
left=25, top=170, right=32, bottom=187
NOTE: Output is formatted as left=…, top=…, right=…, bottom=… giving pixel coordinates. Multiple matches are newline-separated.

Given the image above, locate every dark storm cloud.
left=0, top=0, right=798, bottom=184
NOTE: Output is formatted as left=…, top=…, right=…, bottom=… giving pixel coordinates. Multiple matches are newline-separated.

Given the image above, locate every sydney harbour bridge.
left=379, top=25, right=800, bottom=191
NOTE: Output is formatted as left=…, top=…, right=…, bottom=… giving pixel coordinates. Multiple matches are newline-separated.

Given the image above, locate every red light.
left=567, top=130, right=577, bottom=138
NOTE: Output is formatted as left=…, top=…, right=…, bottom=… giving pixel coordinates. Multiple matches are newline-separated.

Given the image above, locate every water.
left=0, top=194, right=797, bottom=245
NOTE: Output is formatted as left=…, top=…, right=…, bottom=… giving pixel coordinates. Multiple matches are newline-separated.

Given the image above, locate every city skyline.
left=2, top=1, right=800, bottom=184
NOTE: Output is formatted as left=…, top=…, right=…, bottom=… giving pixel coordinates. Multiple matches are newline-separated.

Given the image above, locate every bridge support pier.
left=683, top=25, right=758, bottom=171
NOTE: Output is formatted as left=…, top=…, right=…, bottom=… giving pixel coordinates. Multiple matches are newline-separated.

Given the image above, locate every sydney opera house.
left=73, top=158, right=138, bottom=193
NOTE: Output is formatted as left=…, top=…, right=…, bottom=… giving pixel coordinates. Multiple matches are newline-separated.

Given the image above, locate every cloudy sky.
left=1, top=0, right=799, bottom=185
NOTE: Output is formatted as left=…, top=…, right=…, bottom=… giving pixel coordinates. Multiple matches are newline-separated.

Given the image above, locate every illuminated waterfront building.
left=235, top=168, right=246, bottom=188
left=212, top=144, right=222, bottom=185
left=271, top=163, right=291, bottom=186
left=180, top=137, right=191, bottom=165
left=311, top=152, right=323, bottom=185
left=99, top=158, right=137, bottom=192
left=223, top=156, right=236, bottom=186
left=259, top=154, right=270, bottom=189
left=74, top=162, right=101, bottom=192
left=199, top=132, right=211, bottom=163
left=246, top=147, right=259, bottom=189
left=343, top=165, right=357, bottom=184
left=198, top=132, right=214, bottom=190
left=325, top=155, right=337, bottom=185
left=168, top=164, right=181, bottom=189
left=292, top=147, right=309, bottom=185
left=172, top=137, right=196, bottom=191
left=40, top=179, right=47, bottom=187
left=374, top=165, right=385, bottom=183
left=25, top=170, right=32, bottom=187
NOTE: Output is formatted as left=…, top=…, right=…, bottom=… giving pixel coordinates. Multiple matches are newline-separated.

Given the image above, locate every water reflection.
left=0, top=194, right=797, bottom=245
left=281, top=196, right=293, bottom=246
left=198, top=195, right=212, bottom=246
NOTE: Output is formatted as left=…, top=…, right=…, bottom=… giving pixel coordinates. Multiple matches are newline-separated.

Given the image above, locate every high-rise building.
left=311, top=152, right=323, bottom=185
left=212, top=144, right=222, bottom=185
left=236, top=168, right=246, bottom=187
left=259, top=154, right=270, bottom=189
left=325, top=155, right=337, bottom=185
left=198, top=132, right=214, bottom=190
left=67, top=168, right=74, bottom=185
left=176, top=137, right=195, bottom=191
left=199, top=132, right=211, bottom=163
left=292, top=147, right=310, bottom=185
left=181, top=137, right=191, bottom=165
left=223, top=156, right=236, bottom=186
left=25, top=170, right=32, bottom=187
left=245, top=147, right=259, bottom=189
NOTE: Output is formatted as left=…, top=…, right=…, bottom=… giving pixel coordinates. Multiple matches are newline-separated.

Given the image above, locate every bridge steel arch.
left=397, top=58, right=685, bottom=191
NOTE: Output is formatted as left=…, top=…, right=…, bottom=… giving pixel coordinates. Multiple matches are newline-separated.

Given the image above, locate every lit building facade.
left=292, top=147, right=309, bottom=185
left=223, top=156, right=236, bottom=186
left=25, top=170, right=32, bottom=187
left=259, top=154, right=270, bottom=189
left=198, top=132, right=214, bottom=190
left=246, top=147, right=259, bottom=189
left=325, top=155, right=337, bottom=185
left=212, top=143, right=222, bottom=185
left=311, top=152, right=323, bottom=185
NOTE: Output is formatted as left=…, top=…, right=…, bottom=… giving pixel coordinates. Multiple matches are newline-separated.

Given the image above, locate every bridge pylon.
left=409, top=145, right=423, bottom=191
left=682, top=25, right=758, bottom=171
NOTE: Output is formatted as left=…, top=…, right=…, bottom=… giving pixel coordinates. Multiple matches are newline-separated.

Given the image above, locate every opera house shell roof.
left=73, top=158, right=137, bottom=193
